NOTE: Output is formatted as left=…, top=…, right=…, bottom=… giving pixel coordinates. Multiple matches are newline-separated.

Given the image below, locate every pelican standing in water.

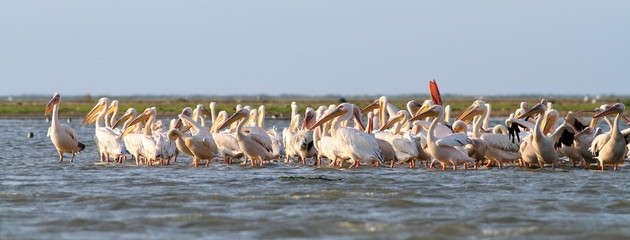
left=308, top=103, right=382, bottom=168
left=46, top=93, right=85, bottom=162
left=409, top=104, right=475, bottom=170
left=83, top=97, right=125, bottom=163
left=218, top=108, right=275, bottom=167
left=589, top=103, right=630, bottom=171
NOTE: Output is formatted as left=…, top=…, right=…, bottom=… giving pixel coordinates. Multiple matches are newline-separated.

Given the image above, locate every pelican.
left=290, top=108, right=318, bottom=165
left=410, top=104, right=475, bottom=170
left=457, top=100, right=520, bottom=168
left=556, top=111, right=591, bottom=167
left=375, top=110, right=420, bottom=168
left=112, top=108, right=144, bottom=164
left=210, top=110, right=244, bottom=164
left=83, top=97, right=125, bottom=163
left=589, top=103, right=630, bottom=171
left=172, top=107, right=195, bottom=161
left=218, top=108, right=275, bottom=167
left=451, top=119, right=487, bottom=169
left=120, top=107, right=163, bottom=165
left=309, top=103, right=382, bottom=168
left=365, top=112, right=396, bottom=167
left=517, top=100, right=576, bottom=170
left=167, top=114, right=218, bottom=167
left=46, top=93, right=85, bottom=162
left=283, top=102, right=300, bottom=163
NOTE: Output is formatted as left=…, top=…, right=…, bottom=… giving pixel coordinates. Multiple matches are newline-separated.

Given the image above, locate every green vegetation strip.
left=279, top=176, right=343, bottom=181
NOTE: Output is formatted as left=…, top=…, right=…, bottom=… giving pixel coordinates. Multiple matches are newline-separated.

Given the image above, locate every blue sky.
left=1, top=1, right=628, bottom=97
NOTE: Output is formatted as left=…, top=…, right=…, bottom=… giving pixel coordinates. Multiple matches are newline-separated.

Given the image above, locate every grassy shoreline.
left=2, top=96, right=629, bottom=119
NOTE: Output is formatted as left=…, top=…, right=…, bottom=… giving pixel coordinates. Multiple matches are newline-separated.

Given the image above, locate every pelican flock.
left=45, top=81, right=629, bottom=171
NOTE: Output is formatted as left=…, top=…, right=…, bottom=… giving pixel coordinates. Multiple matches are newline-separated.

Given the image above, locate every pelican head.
left=309, top=103, right=361, bottom=130
left=408, top=104, right=442, bottom=122
left=302, top=107, right=316, bottom=130
left=590, top=103, right=626, bottom=127
left=361, top=99, right=380, bottom=114
left=112, top=108, right=137, bottom=129
left=574, top=127, right=594, bottom=139
left=45, top=93, right=61, bottom=115
left=456, top=100, right=487, bottom=123
left=120, top=107, right=155, bottom=139
left=82, top=97, right=110, bottom=126
left=217, top=108, right=250, bottom=131
left=379, top=110, right=408, bottom=131
left=516, top=101, right=546, bottom=119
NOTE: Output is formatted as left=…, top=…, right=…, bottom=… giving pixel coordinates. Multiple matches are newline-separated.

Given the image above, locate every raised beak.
left=361, top=100, right=379, bottom=114
left=455, top=104, right=481, bottom=123
left=82, top=103, right=105, bottom=126
left=429, top=79, right=442, bottom=106
left=309, top=107, right=345, bottom=130
left=216, top=110, right=247, bottom=131
left=112, top=113, right=133, bottom=129
left=517, top=103, right=544, bottom=119
left=379, top=114, right=404, bottom=131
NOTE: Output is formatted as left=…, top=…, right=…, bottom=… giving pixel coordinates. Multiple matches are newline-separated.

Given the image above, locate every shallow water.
left=1, top=118, right=629, bottom=239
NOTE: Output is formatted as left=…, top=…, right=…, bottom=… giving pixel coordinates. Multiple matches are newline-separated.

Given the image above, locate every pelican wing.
left=550, top=123, right=575, bottom=150
left=248, top=133, right=273, bottom=152
left=436, top=133, right=472, bottom=147
left=623, top=128, right=630, bottom=145
left=61, top=124, right=80, bottom=142
left=481, top=134, right=520, bottom=152
left=590, top=133, right=610, bottom=157
left=336, top=127, right=382, bottom=161
left=391, top=134, right=419, bottom=156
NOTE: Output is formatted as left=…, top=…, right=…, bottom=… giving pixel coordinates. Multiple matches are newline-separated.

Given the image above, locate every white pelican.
left=167, top=114, right=218, bottom=167
left=556, top=111, right=592, bottom=167
left=177, top=112, right=218, bottom=166
left=589, top=103, right=630, bottom=171
left=46, top=93, right=85, bottom=162
left=409, top=104, right=475, bottom=170
left=309, top=103, right=382, bottom=168
left=375, top=110, right=420, bottom=168
left=120, top=107, right=163, bottom=165
left=517, top=100, right=577, bottom=170
left=218, top=108, right=275, bottom=167
left=210, top=111, right=244, bottom=164
left=457, top=100, right=520, bottom=168
left=451, top=119, right=487, bottom=169
left=290, top=108, right=318, bottom=165
left=112, top=108, right=144, bottom=164
left=365, top=112, right=396, bottom=167
left=283, top=102, right=300, bottom=163
left=173, top=107, right=194, bottom=161
left=83, top=97, right=125, bottom=163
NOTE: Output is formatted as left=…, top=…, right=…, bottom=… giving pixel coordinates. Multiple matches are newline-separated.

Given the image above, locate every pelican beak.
left=45, top=94, right=60, bottom=116
left=379, top=114, right=404, bottom=131
left=408, top=106, right=438, bottom=122
left=594, top=103, right=623, bottom=119
left=181, top=124, right=192, bottom=133
left=119, top=112, right=150, bottom=139
left=309, top=107, right=346, bottom=130
left=429, top=79, right=442, bottom=106
left=455, top=104, right=481, bottom=123
left=106, top=104, right=117, bottom=115
left=517, top=103, right=544, bottom=119
left=575, top=127, right=592, bottom=139
left=200, top=106, right=212, bottom=119
left=216, top=110, right=246, bottom=131
left=353, top=106, right=365, bottom=131
left=112, top=113, right=133, bottom=129
left=576, top=109, right=597, bottom=114
left=361, top=100, right=379, bottom=114
left=82, top=102, right=105, bottom=126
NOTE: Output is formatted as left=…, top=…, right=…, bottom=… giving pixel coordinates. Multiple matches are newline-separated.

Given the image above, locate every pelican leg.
left=259, top=158, right=264, bottom=167
left=58, top=151, right=64, bottom=162
left=463, top=163, right=468, bottom=170
left=551, top=163, right=555, bottom=171
left=498, top=161, right=503, bottom=169
left=453, top=163, right=457, bottom=171
left=193, top=158, right=199, bottom=167
left=441, top=163, right=446, bottom=170
left=614, top=163, right=618, bottom=171
left=71, top=153, right=76, bottom=162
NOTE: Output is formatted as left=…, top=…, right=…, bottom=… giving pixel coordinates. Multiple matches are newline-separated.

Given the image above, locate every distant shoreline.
left=2, top=96, right=629, bottom=118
